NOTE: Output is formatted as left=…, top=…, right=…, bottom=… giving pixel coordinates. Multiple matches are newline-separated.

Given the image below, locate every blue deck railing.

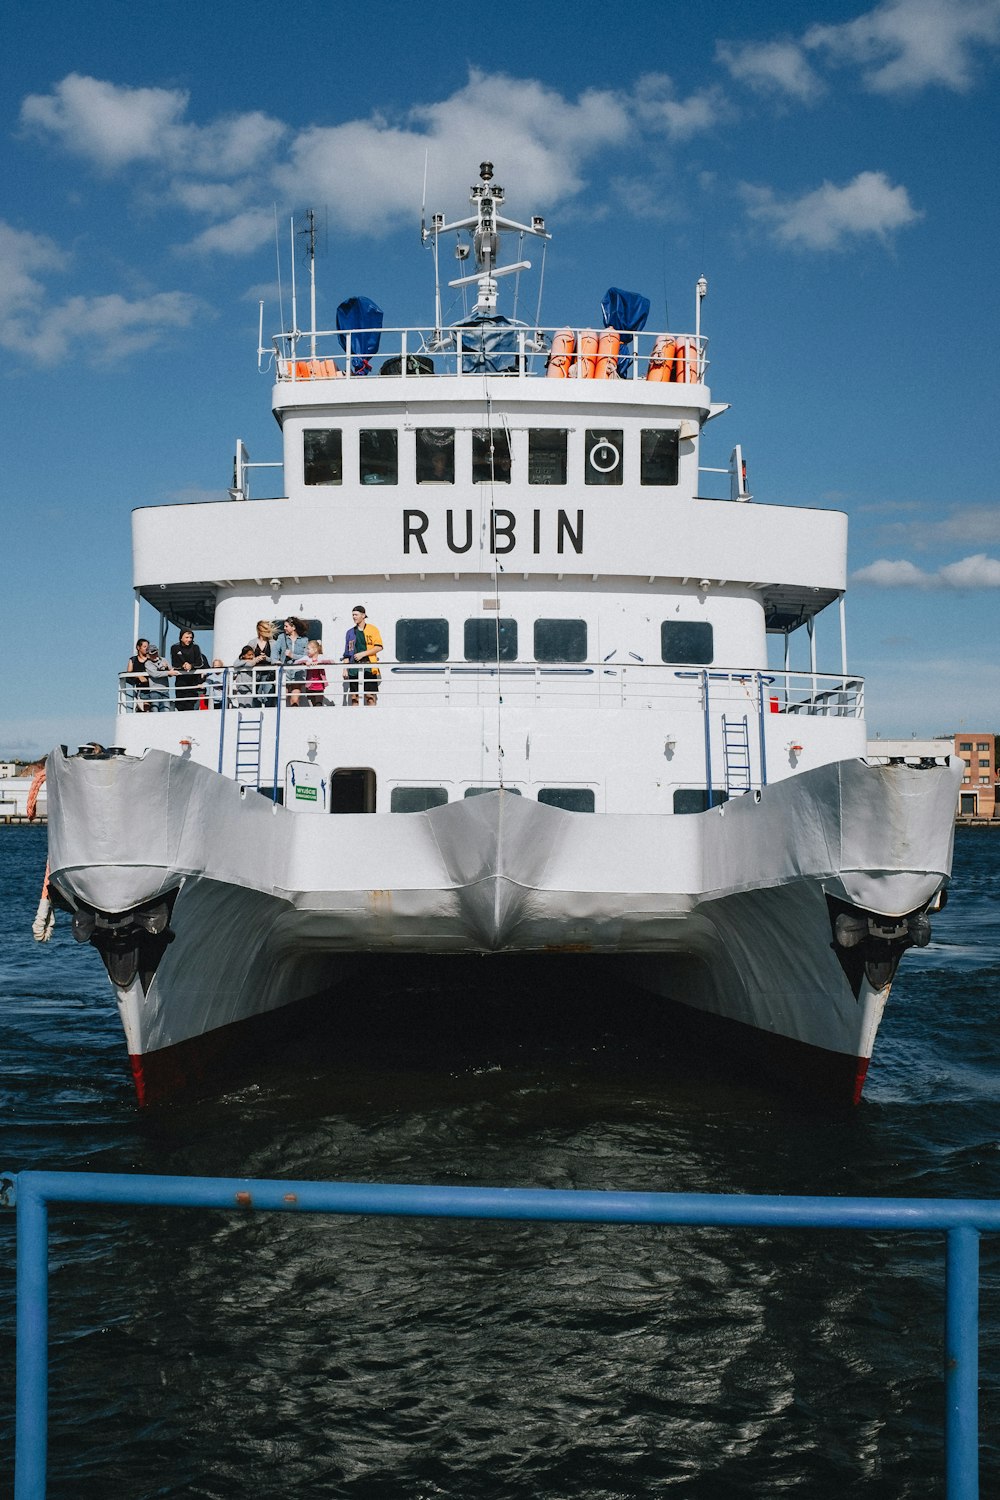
left=3, top=1170, right=997, bottom=1498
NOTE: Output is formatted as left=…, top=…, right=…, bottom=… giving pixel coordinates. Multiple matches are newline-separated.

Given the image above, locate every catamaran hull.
left=46, top=749, right=959, bottom=1106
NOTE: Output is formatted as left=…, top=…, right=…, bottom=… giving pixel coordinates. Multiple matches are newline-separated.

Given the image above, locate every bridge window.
left=390, top=786, right=448, bottom=812
left=641, top=429, right=680, bottom=485
left=360, top=429, right=398, bottom=485
left=534, top=619, right=587, bottom=662
left=396, top=618, right=449, bottom=662
left=585, top=429, right=623, bottom=486
left=472, top=429, right=512, bottom=483
left=538, top=788, right=595, bottom=812
left=303, top=429, right=342, bottom=485
left=416, top=428, right=454, bottom=483
left=528, top=429, right=567, bottom=484
left=464, top=786, right=522, bottom=797
left=661, top=622, right=714, bottom=665
left=464, top=618, right=518, bottom=662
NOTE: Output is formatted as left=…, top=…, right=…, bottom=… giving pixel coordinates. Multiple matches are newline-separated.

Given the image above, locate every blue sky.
left=2, top=0, right=998, bottom=755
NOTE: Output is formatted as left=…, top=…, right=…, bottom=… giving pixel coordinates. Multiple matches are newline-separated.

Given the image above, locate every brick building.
left=954, top=732, right=998, bottom=818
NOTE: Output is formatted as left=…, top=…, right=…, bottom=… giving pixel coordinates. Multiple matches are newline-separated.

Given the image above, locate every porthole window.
left=303, top=429, right=342, bottom=485
left=464, top=618, right=518, bottom=662
left=472, top=429, right=512, bottom=484
left=640, top=429, right=680, bottom=486
left=661, top=621, right=714, bottom=665
left=585, top=429, right=623, bottom=486
left=395, top=618, right=449, bottom=662
left=360, top=429, right=398, bottom=485
left=416, top=428, right=454, bottom=483
left=528, top=429, right=568, bottom=484
left=390, top=787, right=449, bottom=812
left=538, top=788, right=595, bottom=813
left=534, top=619, right=587, bottom=662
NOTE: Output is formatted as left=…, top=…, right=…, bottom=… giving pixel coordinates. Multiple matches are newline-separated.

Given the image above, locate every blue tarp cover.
left=459, top=313, right=522, bottom=374
left=337, top=295, right=383, bottom=374
left=601, top=287, right=650, bottom=332
left=601, top=287, right=650, bottom=376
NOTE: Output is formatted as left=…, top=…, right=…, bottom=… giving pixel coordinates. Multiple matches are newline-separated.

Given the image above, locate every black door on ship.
left=329, top=768, right=376, bottom=813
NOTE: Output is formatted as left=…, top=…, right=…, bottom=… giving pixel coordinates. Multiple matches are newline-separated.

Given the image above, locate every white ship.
left=46, top=163, right=959, bottom=1107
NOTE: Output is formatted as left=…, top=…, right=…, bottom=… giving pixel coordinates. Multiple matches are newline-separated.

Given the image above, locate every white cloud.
left=938, top=553, right=1000, bottom=588
left=716, top=39, right=823, bottom=100
left=719, top=0, right=1000, bottom=101
left=852, top=559, right=932, bottom=587
left=0, top=216, right=204, bottom=364
left=20, top=74, right=286, bottom=184
left=852, top=554, right=1000, bottom=588
left=0, top=222, right=67, bottom=320
left=633, top=74, right=731, bottom=140
left=182, top=209, right=277, bottom=257
left=742, top=170, right=922, bottom=249
left=20, top=74, right=189, bottom=168
left=805, top=0, right=1000, bottom=94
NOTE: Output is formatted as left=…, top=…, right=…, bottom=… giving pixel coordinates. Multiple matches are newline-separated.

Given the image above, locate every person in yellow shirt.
left=341, top=605, right=383, bottom=707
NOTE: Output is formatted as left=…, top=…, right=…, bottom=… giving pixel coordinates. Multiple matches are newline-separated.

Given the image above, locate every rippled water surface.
left=2, top=824, right=999, bottom=1497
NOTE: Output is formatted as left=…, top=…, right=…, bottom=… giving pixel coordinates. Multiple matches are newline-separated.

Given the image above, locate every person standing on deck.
left=341, top=605, right=383, bottom=706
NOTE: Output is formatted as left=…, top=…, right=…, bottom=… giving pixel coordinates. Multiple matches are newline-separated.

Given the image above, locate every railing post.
left=15, top=1176, right=48, bottom=1500
left=945, top=1225, right=980, bottom=1500
left=703, top=670, right=714, bottom=807
left=217, top=670, right=229, bottom=775
left=272, top=668, right=283, bottom=802
left=757, top=673, right=768, bottom=788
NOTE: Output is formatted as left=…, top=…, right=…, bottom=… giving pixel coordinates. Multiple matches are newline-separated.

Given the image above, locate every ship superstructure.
left=45, top=163, right=959, bottom=1106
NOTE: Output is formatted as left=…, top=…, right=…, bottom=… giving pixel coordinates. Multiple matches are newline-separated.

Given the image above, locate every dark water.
left=1, top=825, right=998, bottom=1498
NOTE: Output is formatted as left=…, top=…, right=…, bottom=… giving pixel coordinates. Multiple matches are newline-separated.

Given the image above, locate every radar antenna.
left=424, top=161, right=551, bottom=317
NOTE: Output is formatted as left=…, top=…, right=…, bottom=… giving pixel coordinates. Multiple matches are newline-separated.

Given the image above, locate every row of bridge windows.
left=388, top=787, right=728, bottom=814
left=394, top=618, right=714, bottom=665
left=303, top=427, right=680, bottom=487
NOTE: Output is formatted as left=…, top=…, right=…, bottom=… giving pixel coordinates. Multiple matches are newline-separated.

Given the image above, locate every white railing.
left=270, top=325, right=708, bottom=385
left=118, top=665, right=863, bottom=717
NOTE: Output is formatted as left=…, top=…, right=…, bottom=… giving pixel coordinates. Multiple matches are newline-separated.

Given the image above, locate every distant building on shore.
left=954, top=733, right=997, bottom=818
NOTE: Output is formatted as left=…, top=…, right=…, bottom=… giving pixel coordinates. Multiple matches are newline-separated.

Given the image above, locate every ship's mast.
left=424, top=161, right=550, bottom=319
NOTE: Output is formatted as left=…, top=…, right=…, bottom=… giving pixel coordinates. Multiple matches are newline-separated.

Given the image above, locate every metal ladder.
left=234, top=712, right=264, bottom=788
left=722, top=714, right=752, bottom=797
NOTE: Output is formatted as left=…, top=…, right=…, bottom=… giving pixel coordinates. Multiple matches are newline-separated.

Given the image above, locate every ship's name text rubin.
left=403, top=508, right=584, bottom=557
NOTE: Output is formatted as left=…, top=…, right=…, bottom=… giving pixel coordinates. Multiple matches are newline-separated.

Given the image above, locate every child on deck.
left=303, top=639, right=334, bottom=706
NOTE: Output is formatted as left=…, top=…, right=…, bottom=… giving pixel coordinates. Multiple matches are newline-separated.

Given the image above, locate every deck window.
left=395, top=618, right=449, bottom=662
left=673, top=789, right=730, bottom=814
left=584, top=429, right=623, bottom=486
left=661, top=621, right=714, bottom=665
left=640, top=429, right=680, bottom=486
left=464, top=618, right=518, bottom=662
left=528, top=429, right=568, bottom=484
left=534, top=619, right=587, bottom=662
left=303, top=429, right=342, bottom=485
left=464, top=786, right=522, bottom=797
left=538, top=788, right=595, bottom=813
left=472, top=429, right=512, bottom=484
left=390, top=786, right=449, bottom=812
left=360, top=429, right=398, bottom=485
left=416, top=428, right=455, bottom=483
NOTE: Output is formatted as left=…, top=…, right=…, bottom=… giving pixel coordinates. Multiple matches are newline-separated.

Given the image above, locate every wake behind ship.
left=45, top=162, right=959, bottom=1106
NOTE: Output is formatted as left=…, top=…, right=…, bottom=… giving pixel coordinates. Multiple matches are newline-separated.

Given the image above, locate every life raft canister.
left=596, top=328, right=621, bottom=379
left=646, top=334, right=676, bottom=382
left=576, top=329, right=599, bottom=379
left=546, top=328, right=575, bottom=378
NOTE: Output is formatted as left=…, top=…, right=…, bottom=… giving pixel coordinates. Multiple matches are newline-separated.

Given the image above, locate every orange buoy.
left=546, top=328, right=575, bottom=378
left=577, top=329, right=598, bottom=379
left=294, top=361, right=313, bottom=380
left=596, top=329, right=621, bottom=379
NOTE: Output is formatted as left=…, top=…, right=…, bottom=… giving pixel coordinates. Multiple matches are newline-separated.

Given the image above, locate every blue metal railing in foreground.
left=3, top=1171, right=997, bottom=1499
